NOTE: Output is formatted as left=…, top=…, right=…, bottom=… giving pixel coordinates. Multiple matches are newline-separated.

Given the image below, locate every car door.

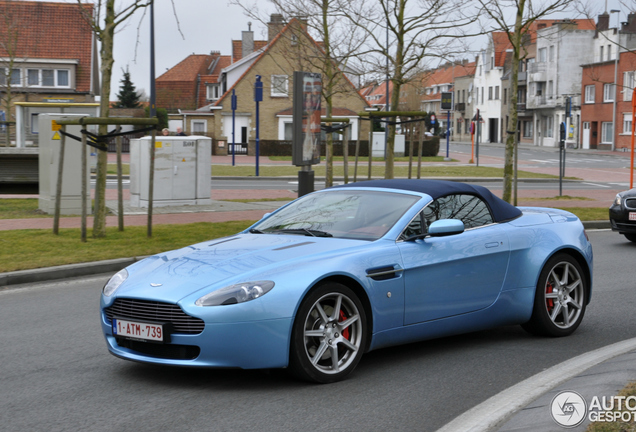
left=397, top=194, right=511, bottom=325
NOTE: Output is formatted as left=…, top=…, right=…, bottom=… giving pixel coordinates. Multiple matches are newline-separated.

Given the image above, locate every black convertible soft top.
left=333, top=179, right=522, bottom=223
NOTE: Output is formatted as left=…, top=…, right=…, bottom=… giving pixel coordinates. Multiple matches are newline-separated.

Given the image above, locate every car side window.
left=401, top=194, right=494, bottom=239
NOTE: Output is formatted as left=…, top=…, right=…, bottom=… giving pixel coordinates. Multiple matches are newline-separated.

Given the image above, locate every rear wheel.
left=289, top=283, right=367, bottom=383
left=522, top=254, right=587, bottom=337
left=624, top=233, right=636, bottom=242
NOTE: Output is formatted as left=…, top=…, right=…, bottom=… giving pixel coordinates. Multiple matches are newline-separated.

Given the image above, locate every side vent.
left=366, top=265, right=403, bottom=281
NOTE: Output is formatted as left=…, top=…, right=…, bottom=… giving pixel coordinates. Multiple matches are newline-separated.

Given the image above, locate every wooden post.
left=53, top=125, right=66, bottom=235
left=417, top=120, right=424, bottom=179
left=368, top=127, right=372, bottom=180
left=408, top=121, right=414, bottom=179
left=353, top=133, right=360, bottom=183
left=116, top=126, right=124, bottom=231
left=81, top=130, right=87, bottom=242
left=147, top=128, right=156, bottom=238
left=343, top=127, right=349, bottom=184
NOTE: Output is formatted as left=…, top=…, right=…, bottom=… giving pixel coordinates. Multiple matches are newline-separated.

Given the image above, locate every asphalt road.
left=1, top=229, right=633, bottom=432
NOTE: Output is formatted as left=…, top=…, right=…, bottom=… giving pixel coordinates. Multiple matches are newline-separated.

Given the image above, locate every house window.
left=538, top=47, right=547, bottom=62
left=481, top=87, right=484, bottom=104
left=488, top=87, right=493, bottom=100
left=600, top=46, right=604, bottom=62
left=546, top=115, right=553, bottom=138
left=207, top=84, right=220, bottom=101
left=602, top=122, right=613, bottom=143
left=503, top=88, right=507, bottom=104
left=191, top=120, right=206, bottom=134
left=608, top=45, right=612, bottom=61
left=624, top=71, right=635, bottom=101
left=548, top=80, right=553, bottom=97
left=523, top=120, right=533, bottom=138
left=549, top=45, right=555, bottom=62
left=495, top=86, right=500, bottom=100
left=623, top=114, right=633, bottom=134
left=585, top=85, right=595, bottom=103
left=284, top=122, right=293, bottom=140
left=271, top=75, right=288, bottom=97
left=23, top=68, right=70, bottom=87
left=604, top=83, right=615, bottom=102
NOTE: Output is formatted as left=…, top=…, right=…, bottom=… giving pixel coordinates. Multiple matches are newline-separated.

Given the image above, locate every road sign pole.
left=254, top=76, right=263, bottom=177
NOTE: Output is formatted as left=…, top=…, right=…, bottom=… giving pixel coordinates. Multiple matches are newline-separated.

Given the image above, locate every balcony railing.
left=455, top=102, right=466, bottom=112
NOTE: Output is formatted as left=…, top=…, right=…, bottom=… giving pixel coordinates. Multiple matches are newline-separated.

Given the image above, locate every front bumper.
left=609, top=205, right=636, bottom=234
left=101, top=312, right=293, bottom=369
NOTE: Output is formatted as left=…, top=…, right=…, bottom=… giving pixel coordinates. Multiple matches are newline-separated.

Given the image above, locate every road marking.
left=435, top=337, right=636, bottom=432
left=582, top=182, right=610, bottom=188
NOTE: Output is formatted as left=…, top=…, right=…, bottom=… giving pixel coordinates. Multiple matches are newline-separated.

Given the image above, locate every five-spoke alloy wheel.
left=522, top=253, right=588, bottom=337
left=290, top=283, right=367, bottom=383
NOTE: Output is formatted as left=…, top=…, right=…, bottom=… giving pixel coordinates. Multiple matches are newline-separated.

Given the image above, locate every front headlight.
left=195, top=280, right=275, bottom=306
left=103, top=269, right=128, bottom=297
left=614, top=194, right=622, bottom=206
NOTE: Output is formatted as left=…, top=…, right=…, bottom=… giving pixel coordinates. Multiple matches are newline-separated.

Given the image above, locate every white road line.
left=435, top=337, right=636, bottom=432
left=582, top=182, right=610, bottom=188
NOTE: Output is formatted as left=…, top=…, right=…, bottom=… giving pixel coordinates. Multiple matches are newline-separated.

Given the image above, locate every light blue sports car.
left=100, top=180, right=593, bottom=383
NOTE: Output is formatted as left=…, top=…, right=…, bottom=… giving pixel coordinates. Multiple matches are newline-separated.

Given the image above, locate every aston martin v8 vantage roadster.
left=100, top=180, right=593, bottom=383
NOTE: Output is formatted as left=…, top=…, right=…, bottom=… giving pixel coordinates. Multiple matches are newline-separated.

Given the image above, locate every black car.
left=609, top=188, right=636, bottom=242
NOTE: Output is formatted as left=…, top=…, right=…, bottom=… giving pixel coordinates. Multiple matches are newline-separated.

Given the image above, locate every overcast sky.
left=46, top=0, right=627, bottom=100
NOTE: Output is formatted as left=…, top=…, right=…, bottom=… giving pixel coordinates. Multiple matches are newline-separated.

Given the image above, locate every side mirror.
left=428, top=219, right=464, bottom=237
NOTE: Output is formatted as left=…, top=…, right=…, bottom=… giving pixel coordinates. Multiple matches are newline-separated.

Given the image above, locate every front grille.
left=104, top=298, right=205, bottom=335
left=116, top=338, right=200, bottom=360
left=625, top=198, right=636, bottom=209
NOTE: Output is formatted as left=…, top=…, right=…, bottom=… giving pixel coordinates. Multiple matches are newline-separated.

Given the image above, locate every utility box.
left=38, top=114, right=92, bottom=215
left=129, top=136, right=211, bottom=207
left=372, top=132, right=405, bottom=157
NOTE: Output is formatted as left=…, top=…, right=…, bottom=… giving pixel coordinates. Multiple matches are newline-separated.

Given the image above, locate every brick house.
left=581, top=13, right=636, bottom=150
left=161, top=15, right=369, bottom=152
left=0, top=1, right=99, bottom=143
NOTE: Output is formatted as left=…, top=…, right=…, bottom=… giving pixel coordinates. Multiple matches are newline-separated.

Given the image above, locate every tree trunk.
left=93, top=2, right=116, bottom=238
left=502, top=0, right=525, bottom=204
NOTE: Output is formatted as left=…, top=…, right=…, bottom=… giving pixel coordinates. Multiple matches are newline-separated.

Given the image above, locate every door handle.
left=485, top=242, right=500, bottom=248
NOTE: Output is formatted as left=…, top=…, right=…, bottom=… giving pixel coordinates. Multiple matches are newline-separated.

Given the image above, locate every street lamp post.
left=611, top=9, right=620, bottom=152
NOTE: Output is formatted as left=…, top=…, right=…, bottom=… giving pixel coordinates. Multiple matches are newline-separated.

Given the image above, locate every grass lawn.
left=0, top=221, right=255, bottom=273
left=0, top=197, right=609, bottom=272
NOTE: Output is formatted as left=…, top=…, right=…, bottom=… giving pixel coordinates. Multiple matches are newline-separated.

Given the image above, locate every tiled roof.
left=156, top=54, right=213, bottom=81
left=360, top=81, right=393, bottom=107
left=492, top=32, right=512, bottom=67
left=420, top=62, right=475, bottom=101
left=0, top=0, right=94, bottom=92
left=526, top=18, right=596, bottom=43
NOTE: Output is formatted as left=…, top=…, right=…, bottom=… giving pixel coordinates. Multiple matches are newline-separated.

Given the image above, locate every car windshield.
left=252, top=190, right=421, bottom=240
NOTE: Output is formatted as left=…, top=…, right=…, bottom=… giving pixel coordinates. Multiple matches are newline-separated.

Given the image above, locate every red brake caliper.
left=546, top=283, right=554, bottom=312
left=339, top=310, right=350, bottom=340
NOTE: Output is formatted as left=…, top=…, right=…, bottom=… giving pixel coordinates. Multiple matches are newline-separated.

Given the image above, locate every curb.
left=0, top=257, right=142, bottom=288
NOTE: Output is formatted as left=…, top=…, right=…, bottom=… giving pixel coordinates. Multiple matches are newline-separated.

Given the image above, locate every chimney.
left=242, top=22, right=254, bottom=58
left=622, top=13, right=636, bottom=33
left=268, top=14, right=285, bottom=41
left=597, top=13, right=610, bottom=31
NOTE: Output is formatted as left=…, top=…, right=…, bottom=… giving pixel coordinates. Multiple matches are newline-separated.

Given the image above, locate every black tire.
left=289, top=282, right=367, bottom=383
left=624, top=233, right=636, bottom=242
left=522, top=254, right=587, bottom=337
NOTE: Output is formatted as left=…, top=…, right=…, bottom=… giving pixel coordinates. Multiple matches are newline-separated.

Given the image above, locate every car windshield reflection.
left=252, top=190, right=421, bottom=240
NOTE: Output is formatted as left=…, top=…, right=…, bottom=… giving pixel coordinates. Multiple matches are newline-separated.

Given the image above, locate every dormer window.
left=207, top=83, right=220, bottom=101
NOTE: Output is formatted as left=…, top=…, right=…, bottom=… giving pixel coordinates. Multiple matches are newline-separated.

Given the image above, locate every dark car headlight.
left=195, top=281, right=275, bottom=306
left=103, top=269, right=128, bottom=297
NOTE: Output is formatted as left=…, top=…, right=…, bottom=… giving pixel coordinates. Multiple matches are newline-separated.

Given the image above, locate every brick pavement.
left=2, top=148, right=630, bottom=231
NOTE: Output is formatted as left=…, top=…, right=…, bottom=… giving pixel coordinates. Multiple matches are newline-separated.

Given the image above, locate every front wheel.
left=624, top=233, right=636, bottom=242
left=522, top=254, right=587, bottom=337
left=289, top=283, right=367, bottom=383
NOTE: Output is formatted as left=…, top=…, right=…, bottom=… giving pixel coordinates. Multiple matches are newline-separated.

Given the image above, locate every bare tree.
left=232, top=0, right=370, bottom=187
left=75, top=0, right=152, bottom=237
left=346, top=0, right=483, bottom=179
left=478, top=0, right=576, bottom=203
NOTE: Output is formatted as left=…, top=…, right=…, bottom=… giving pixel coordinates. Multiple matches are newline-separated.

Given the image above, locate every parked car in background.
left=610, top=188, right=636, bottom=242
left=100, top=180, right=593, bottom=383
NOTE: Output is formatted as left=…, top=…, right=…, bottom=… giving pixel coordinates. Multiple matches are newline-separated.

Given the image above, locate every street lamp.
left=611, top=9, right=620, bottom=152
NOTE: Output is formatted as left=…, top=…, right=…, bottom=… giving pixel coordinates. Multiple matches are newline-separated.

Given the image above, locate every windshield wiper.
left=248, top=228, right=264, bottom=234
left=271, top=228, right=333, bottom=237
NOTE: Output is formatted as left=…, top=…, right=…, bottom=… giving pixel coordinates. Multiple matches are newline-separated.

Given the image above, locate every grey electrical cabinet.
left=129, top=136, right=212, bottom=207
left=38, top=114, right=92, bottom=215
